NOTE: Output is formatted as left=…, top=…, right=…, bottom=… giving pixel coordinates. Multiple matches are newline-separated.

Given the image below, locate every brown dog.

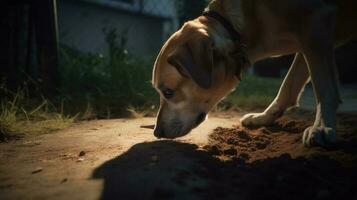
left=152, top=0, right=357, bottom=147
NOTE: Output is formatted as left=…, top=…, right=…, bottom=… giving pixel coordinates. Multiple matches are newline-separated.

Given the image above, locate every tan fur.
left=152, top=0, right=357, bottom=146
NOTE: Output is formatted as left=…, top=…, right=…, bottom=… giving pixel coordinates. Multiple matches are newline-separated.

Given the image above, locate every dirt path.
left=0, top=115, right=240, bottom=200
left=0, top=112, right=357, bottom=200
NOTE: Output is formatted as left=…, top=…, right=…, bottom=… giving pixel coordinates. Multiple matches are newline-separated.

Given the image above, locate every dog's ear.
left=167, top=35, right=214, bottom=89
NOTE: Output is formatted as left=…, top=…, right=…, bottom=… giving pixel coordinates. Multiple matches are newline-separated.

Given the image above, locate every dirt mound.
left=199, top=116, right=357, bottom=199
left=204, top=117, right=312, bottom=162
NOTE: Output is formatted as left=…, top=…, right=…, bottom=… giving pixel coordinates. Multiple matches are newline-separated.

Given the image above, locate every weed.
left=0, top=86, right=75, bottom=141
left=59, top=28, right=158, bottom=118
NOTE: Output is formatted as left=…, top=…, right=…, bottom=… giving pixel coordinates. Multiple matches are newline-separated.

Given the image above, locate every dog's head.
left=152, top=17, right=247, bottom=138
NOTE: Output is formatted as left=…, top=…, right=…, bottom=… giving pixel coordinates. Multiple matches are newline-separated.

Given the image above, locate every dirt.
left=0, top=112, right=357, bottom=200
left=201, top=115, right=357, bottom=199
left=205, top=117, right=312, bottom=161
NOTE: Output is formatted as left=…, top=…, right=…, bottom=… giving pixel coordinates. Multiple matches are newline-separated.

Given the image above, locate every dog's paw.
left=240, top=112, right=277, bottom=128
left=302, top=126, right=336, bottom=147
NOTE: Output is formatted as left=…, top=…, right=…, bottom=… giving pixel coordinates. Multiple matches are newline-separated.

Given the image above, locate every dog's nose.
left=154, top=126, right=165, bottom=138
left=196, top=112, right=207, bottom=125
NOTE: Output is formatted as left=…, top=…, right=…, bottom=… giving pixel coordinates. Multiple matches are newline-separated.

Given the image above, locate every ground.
left=1, top=109, right=357, bottom=200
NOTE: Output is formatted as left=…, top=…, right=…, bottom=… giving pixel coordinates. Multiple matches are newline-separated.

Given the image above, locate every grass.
left=0, top=87, right=75, bottom=141
left=219, top=74, right=283, bottom=111
left=1, top=28, right=156, bottom=141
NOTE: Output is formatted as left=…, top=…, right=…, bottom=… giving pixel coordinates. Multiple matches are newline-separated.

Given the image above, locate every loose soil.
left=0, top=112, right=356, bottom=200
left=202, top=115, right=357, bottom=200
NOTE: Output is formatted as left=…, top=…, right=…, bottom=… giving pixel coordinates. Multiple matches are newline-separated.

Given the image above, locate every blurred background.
left=0, top=0, right=356, bottom=140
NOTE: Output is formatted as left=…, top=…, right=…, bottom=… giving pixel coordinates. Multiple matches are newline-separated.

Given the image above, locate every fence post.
left=32, top=0, right=60, bottom=95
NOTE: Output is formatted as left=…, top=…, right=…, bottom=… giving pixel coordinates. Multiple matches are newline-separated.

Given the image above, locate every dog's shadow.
left=92, top=140, right=357, bottom=200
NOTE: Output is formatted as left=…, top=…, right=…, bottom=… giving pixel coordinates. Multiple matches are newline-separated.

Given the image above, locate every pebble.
left=79, top=151, right=86, bottom=157
left=32, top=167, right=43, bottom=174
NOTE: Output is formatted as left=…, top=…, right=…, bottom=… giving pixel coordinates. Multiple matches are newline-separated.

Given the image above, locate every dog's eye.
left=162, top=88, right=174, bottom=99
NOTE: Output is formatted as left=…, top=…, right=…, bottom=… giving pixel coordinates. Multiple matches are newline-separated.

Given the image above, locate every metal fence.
left=96, top=0, right=209, bottom=24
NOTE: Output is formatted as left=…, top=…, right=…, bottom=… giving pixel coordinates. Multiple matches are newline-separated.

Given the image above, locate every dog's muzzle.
left=154, top=112, right=207, bottom=139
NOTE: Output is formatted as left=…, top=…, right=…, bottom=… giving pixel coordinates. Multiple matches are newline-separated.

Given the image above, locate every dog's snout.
left=196, top=112, right=207, bottom=125
left=154, top=126, right=165, bottom=138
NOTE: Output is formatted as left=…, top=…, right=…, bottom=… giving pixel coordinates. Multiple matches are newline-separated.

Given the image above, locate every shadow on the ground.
left=92, top=140, right=357, bottom=200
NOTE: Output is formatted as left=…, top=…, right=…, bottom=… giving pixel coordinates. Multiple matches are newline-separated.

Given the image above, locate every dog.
left=152, top=0, right=357, bottom=147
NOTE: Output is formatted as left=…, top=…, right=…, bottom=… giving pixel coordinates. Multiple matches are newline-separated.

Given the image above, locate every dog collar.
left=202, top=10, right=242, bottom=42
left=202, top=10, right=251, bottom=68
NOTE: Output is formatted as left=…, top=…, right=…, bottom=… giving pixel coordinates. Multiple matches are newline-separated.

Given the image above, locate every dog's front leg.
left=240, top=53, right=310, bottom=127
left=301, top=9, right=341, bottom=147
left=302, top=50, right=340, bottom=147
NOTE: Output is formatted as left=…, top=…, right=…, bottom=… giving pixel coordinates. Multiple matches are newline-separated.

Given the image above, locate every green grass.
left=219, top=74, right=283, bottom=111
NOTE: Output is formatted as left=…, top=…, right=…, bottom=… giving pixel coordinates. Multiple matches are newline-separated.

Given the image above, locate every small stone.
left=32, top=167, right=43, bottom=174
left=77, top=158, right=85, bottom=162
left=61, top=178, right=68, bottom=183
left=79, top=151, right=86, bottom=157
